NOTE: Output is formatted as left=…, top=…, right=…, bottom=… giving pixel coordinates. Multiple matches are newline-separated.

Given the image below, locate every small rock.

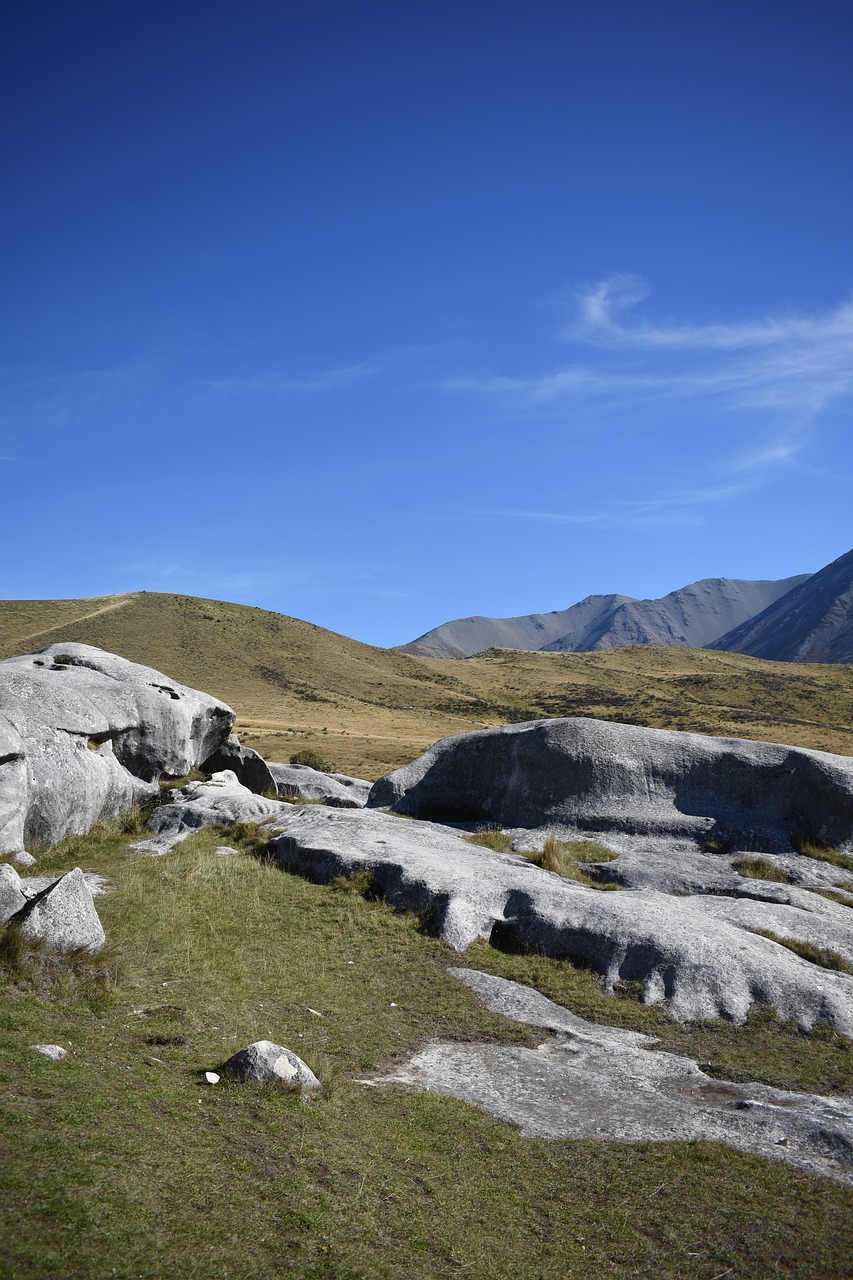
left=215, top=846, right=238, bottom=856
left=17, top=867, right=106, bottom=954
left=221, top=1040, right=321, bottom=1090
left=30, top=1044, right=67, bottom=1060
left=203, top=1071, right=220, bottom=1085
left=12, top=850, right=36, bottom=868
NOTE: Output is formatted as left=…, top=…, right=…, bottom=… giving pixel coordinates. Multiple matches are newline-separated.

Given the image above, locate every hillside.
left=713, top=546, right=853, bottom=664
left=400, top=574, right=809, bottom=658
left=1, top=591, right=852, bottom=775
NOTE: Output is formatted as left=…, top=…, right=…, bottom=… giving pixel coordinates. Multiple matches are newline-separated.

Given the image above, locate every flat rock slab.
left=267, top=805, right=853, bottom=1035
left=29, top=1044, right=67, bottom=1061
left=377, top=969, right=853, bottom=1185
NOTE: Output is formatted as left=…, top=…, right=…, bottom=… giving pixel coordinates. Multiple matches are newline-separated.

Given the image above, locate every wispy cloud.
left=205, top=360, right=384, bottom=396
left=451, top=275, right=853, bottom=527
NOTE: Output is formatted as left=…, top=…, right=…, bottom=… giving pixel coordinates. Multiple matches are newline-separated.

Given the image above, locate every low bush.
left=289, top=749, right=329, bottom=771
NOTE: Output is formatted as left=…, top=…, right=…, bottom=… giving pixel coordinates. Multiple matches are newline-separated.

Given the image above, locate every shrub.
left=290, top=749, right=329, bottom=772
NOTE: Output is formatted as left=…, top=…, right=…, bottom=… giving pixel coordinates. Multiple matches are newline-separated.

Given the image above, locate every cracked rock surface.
left=377, top=969, right=853, bottom=1185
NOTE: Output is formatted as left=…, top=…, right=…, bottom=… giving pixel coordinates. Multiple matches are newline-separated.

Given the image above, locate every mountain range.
left=398, top=547, right=853, bottom=664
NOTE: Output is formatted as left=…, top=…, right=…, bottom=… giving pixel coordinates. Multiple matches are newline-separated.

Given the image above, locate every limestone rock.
left=266, top=805, right=853, bottom=1036
left=0, top=643, right=235, bottom=853
left=201, top=734, right=276, bottom=796
left=17, top=866, right=105, bottom=954
left=378, top=969, right=853, bottom=1185
left=29, top=1044, right=67, bottom=1061
left=368, top=716, right=853, bottom=852
left=268, top=762, right=371, bottom=808
left=131, top=772, right=284, bottom=854
left=0, top=862, right=27, bottom=925
left=222, top=1040, right=321, bottom=1089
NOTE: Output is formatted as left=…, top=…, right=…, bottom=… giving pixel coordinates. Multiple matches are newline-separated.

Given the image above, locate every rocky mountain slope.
left=712, top=547, right=853, bottom=664
left=399, top=575, right=810, bottom=659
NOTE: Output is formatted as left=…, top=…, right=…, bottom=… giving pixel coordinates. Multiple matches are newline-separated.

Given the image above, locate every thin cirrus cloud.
left=451, top=275, right=853, bottom=415
left=453, top=275, right=853, bottom=528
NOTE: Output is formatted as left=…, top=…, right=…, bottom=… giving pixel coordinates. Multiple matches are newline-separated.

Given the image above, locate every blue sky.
left=2, top=1, right=852, bottom=647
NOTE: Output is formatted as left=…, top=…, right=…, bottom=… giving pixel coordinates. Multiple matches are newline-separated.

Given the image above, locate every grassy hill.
left=1, top=591, right=852, bottom=776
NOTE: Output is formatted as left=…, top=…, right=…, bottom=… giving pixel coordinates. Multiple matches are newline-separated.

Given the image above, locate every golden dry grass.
left=1, top=591, right=852, bottom=777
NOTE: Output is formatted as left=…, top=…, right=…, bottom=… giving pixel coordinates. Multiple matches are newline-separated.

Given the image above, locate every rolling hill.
left=1, top=591, right=852, bottom=776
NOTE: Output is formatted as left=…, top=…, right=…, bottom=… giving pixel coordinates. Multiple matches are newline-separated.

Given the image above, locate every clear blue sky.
left=2, top=1, right=852, bottom=647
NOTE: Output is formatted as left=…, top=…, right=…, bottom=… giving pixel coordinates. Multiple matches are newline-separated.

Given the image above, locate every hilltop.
left=1, top=591, right=852, bottom=775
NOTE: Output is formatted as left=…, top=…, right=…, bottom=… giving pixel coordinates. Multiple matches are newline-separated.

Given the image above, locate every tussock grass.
left=753, top=928, right=853, bottom=974
left=792, top=836, right=853, bottom=874
left=732, top=856, right=793, bottom=883
left=523, top=834, right=620, bottom=889
left=2, top=824, right=853, bottom=1276
left=464, top=828, right=513, bottom=853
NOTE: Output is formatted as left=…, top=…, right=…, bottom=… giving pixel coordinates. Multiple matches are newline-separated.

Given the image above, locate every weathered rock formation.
left=1, top=863, right=105, bottom=953
left=139, top=770, right=853, bottom=1036
left=131, top=770, right=284, bottom=855
left=0, top=643, right=235, bottom=854
left=367, top=717, right=853, bottom=852
left=380, top=969, right=853, bottom=1185
left=267, top=762, right=372, bottom=808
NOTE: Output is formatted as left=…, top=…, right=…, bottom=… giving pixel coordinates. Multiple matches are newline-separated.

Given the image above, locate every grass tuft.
left=753, top=928, right=852, bottom=973
left=464, top=828, right=513, bottom=853
left=522, top=834, right=620, bottom=889
left=731, top=856, right=792, bottom=883
left=791, top=835, right=853, bottom=873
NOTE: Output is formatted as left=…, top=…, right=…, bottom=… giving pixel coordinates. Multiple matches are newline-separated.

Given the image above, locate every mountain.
left=712, top=547, right=853, bottom=663
left=399, top=575, right=810, bottom=659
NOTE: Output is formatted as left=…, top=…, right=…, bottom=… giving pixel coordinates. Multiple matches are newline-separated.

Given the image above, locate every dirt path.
left=11, top=594, right=136, bottom=646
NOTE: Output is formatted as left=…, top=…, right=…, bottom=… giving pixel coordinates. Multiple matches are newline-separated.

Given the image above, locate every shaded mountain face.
left=712, top=547, right=853, bottom=663
left=399, top=576, right=810, bottom=659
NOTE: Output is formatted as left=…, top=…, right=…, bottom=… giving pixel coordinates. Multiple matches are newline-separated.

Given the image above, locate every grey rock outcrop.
left=266, top=805, right=853, bottom=1035
left=222, top=1040, right=321, bottom=1089
left=268, top=762, right=372, bottom=808
left=379, top=969, right=853, bottom=1185
left=0, top=862, right=27, bottom=924
left=201, top=734, right=277, bottom=796
left=368, top=717, right=853, bottom=852
left=16, top=866, right=105, bottom=953
left=0, top=643, right=235, bottom=854
left=132, top=771, right=285, bottom=854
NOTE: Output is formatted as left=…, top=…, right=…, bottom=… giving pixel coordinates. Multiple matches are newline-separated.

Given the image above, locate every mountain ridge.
left=399, top=574, right=811, bottom=660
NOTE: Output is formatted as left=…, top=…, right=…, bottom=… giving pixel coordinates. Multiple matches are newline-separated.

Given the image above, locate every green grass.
left=464, top=829, right=514, bottom=853
left=731, top=856, right=793, bottom=883
left=792, top=836, right=853, bottom=874
left=1, top=822, right=852, bottom=1278
left=752, top=929, right=853, bottom=974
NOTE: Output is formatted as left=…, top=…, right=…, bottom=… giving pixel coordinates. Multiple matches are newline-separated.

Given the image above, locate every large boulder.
left=267, top=762, right=371, bottom=808
left=16, top=866, right=105, bottom=953
left=368, top=717, right=853, bottom=852
left=0, top=643, right=235, bottom=853
left=0, top=862, right=27, bottom=925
